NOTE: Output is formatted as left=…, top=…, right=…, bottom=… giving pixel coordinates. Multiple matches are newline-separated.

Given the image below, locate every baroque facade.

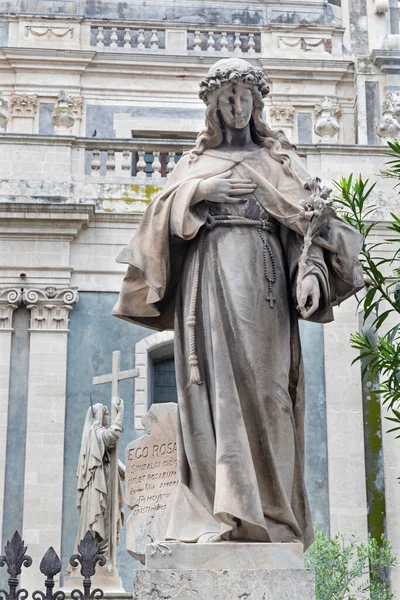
left=0, top=0, right=400, bottom=594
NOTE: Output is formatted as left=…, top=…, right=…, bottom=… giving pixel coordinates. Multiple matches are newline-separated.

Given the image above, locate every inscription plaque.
left=125, top=402, right=178, bottom=563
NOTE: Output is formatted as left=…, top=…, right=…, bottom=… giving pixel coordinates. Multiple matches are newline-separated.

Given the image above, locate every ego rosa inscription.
left=125, top=403, right=178, bottom=563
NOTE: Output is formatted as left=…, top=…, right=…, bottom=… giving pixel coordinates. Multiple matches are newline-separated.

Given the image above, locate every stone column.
left=0, top=288, right=22, bottom=544
left=21, top=286, right=78, bottom=588
left=324, top=297, right=369, bottom=541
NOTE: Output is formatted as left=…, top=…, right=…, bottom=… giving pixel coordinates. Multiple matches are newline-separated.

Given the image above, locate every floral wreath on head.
left=199, top=65, right=270, bottom=105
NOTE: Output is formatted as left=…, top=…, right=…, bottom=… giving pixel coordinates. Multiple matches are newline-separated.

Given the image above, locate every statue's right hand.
left=193, top=171, right=257, bottom=205
left=113, top=397, right=124, bottom=412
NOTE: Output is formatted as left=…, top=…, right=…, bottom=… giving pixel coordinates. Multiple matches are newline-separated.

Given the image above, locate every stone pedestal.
left=133, top=543, right=315, bottom=600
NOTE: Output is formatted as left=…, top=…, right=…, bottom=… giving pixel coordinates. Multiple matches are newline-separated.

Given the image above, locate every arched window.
left=134, top=331, right=175, bottom=429
left=153, top=357, right=178, bottom=404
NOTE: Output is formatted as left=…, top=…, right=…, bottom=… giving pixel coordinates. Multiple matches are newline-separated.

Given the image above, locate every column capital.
left=23, top=286, right=79, bottom=332
left=0, top=288, right=23, bottom=332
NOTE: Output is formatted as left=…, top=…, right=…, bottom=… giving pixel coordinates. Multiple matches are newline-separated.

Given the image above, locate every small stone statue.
left=68, top=399, right=125, bottom=570
left=114, top=58, right=363, bottom=550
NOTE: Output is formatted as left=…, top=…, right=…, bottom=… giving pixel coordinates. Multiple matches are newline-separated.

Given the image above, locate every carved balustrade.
left=187, top=29, right=260, bottom=55
left=91, top=25, right=165, bottom=51
left=80, top=137, right=193, bottom=182
left=89, top=24, right=261, bottom=55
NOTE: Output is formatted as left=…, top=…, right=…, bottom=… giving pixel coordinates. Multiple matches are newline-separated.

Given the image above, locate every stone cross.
left=93, top=350, right=138, bottom=577
left=93, top=350, right=138, bottom=409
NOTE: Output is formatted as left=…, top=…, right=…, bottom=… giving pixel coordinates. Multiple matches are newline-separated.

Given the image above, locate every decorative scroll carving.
left=10, top=94, right=38, bottom=117
left=269, top=105, right=296, bottom=123
left=278, top=36, right=332, bottom=54
left=0, top=288, right=22, bottom=331
left=24, top=26, right=74, bottom=39
left=23, top=287, right=79, bottom=332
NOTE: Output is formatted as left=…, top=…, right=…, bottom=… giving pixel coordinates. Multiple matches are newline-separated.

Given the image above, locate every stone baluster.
left=110, top=27, right=118, bottom=49
left=122, top=150, right=131, bottom=174
left=0, top=93, right=9, bottom=133
left=151, top=30, right=159, bottom=50
left=91, top=149, right=101, bottom=176
left=220, top=32, right=228, bottom=53
left=207, top=31, right=215, bottom=52
left=193, top=30, right=202, bottom=52
left=124, top=28, right=132, bottom=49
left=106, top=150, right=116, bottom=175
left=137, top=29, right=145, bottom=50
left=248, top=33, right=255, bottom=55
left=167, top=152, right=176, bottom=176
left=96, top=26, right=104, bottom=49
left=136, top=150, right=147, bottom=181
left=152, top=151, right=162, bottom=180
left=234, top=32, right=242, bottom=54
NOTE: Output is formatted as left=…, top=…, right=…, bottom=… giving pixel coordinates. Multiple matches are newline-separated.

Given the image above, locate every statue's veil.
left=76, top=403, right=105, bottom=493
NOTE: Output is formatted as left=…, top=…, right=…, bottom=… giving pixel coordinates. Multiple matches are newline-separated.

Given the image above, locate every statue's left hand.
left=297, top=274, right=320, bottom=319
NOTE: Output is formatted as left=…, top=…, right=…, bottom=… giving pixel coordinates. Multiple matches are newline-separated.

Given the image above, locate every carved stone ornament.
left=374, top=0, right=389, bottom=14
left=0, top=93, right=9, bottom=133
left=10, top=94, right=38, bottom=117
left=314, top=96, right=341, bottom=142
left=52, top=90, right=76, bottom=134
left=68, top=96, right=84, bottom=119
left=278, top=36, right=332, bottom=54
left=0, top=288, right=22, bottom=331
left=377, top=93, right=400, bottom=142
left=269, top=105, right=295, bottom=123
left=23, top=287, right=78, bottom=332
left=24, top=25, right=74, bottom=39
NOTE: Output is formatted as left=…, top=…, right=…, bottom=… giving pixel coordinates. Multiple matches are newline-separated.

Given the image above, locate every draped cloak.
left=72, top=404, right=124, bottom=557
left=113, top=147, right=364, bottom=549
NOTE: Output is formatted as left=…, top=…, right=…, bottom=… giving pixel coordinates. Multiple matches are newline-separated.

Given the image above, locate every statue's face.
left=217, top=81, right=253, bottom=130
left=102, top=406, right=110, bottom=426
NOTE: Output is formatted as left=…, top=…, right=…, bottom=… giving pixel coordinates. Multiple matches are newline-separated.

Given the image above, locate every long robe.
left=113, top=147, right=364, bottom=549
left=73, top=405, right=124, bottom=556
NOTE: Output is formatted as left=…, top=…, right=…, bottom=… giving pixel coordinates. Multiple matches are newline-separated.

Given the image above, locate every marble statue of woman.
left=113, top=58, right=364, bottom=549
left=69, top=399, right=125, bottom=565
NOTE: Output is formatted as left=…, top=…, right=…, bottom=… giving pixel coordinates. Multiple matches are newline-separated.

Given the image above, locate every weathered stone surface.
left=133, top=568, right=315, bottom=600
left=145, top=542, right=304, bottom=570
left=125, top=403, right=178, bottom=563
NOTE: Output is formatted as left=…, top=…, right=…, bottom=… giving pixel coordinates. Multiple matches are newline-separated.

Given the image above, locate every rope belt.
left=188, top=214, right=278, bottom=385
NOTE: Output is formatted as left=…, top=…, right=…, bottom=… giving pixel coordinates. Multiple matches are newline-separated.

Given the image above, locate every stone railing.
left=187, top=30, right=261, bottom=54
left=91, top=26, right=166, bottom=51
left=89, top=24, right=261, bottom=54
left=0, top=134, right=193, bottom=183
left=79, top=137, right=193, bottom=179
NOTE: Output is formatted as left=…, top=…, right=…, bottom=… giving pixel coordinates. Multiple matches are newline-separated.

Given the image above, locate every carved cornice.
left=0, top=288, right=23, bottom=332
left=23, top=287, right=79, bottom=332
left=10, top=94, right=38, bottom=117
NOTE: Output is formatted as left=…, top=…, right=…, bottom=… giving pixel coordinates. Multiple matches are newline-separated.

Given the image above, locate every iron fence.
left=0, top=531, right=105, bottom=600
